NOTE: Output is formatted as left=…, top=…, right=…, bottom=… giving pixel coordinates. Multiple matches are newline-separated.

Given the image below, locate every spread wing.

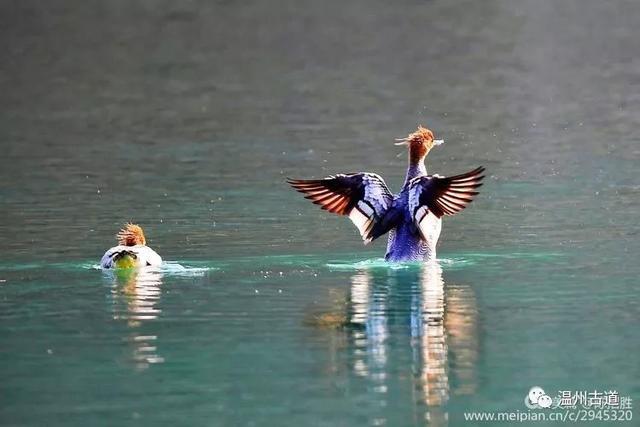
left=408, top=166, right=485, bottom=239
left=287, top=173, right=394, bottom=244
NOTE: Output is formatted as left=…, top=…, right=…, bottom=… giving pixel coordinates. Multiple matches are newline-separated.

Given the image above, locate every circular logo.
left=525, top=386, right=552, bottom=409
left=538, top=394, right=553, bottom=408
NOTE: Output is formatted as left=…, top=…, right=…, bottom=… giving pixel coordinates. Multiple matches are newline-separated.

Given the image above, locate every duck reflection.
left=109, top=267, right=165, bottom=369
left=311, top=262, right=477, bottom=426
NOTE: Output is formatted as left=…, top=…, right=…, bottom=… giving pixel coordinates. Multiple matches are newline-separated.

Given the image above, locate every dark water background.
left=1, top=1, right=639, bottom=426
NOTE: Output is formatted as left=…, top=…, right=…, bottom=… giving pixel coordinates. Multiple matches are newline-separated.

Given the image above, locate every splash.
left=326, top=258, right=415, bottom=271
left=326, top=251, right=564, bottom=271
left=0, top=250, right=563, bottom=276
left=0, top=260, right=218, bottom=276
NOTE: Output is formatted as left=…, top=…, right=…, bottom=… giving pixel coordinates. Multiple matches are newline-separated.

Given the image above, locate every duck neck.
left=403, top=157, right=427, bottom=187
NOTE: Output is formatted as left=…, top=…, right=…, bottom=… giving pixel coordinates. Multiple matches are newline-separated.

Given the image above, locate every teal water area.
left=1, top=249, right=637, bottom=426
left=1, top=0, right=639, bottom=426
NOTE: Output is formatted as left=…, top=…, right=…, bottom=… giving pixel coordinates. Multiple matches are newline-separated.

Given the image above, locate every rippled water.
left=1, top=0, right=639, bottom=426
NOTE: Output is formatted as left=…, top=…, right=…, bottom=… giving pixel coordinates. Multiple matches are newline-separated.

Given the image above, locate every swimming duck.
left=100, top=223, right=162, bottom=269
left=288, top=126, right=485, bottom=262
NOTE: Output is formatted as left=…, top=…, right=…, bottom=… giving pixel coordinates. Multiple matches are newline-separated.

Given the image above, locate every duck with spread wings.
left=288, top=126, right=485, bottom=262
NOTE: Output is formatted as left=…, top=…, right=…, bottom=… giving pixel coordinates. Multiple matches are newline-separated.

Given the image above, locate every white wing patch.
left=135, top=246, right=163, bottom=267
left=349, top=201, right=376, bottom=244
left=410, top=179, right=443, bottom=244
left=351, top=174, right=391, bottom=243
left=414, top=206, right=442, bottom=243
left=349, top=207, right=372, bottom=243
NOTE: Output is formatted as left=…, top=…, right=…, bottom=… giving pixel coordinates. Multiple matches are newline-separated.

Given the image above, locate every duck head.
left=116, top=223, right=146, bottom=246
left=395, top=125, right=444, bottom=164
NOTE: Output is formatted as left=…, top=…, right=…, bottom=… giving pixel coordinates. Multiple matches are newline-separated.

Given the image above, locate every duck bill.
left=394, top=138, right=409, bottom=146
left=394, top=139, right=444, bottom=146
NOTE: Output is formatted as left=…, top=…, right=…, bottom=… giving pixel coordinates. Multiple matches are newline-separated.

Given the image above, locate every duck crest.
left=116, top=223, right=146, bottom=246
left=407, top=125, right=435, bottom=165
left=397, top=125, right=438, bottom=185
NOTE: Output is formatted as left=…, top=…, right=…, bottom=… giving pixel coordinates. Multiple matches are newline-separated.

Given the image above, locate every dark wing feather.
left=408, top=166, right=485, bottom=239
left=287, top=173, right=394, bottom=244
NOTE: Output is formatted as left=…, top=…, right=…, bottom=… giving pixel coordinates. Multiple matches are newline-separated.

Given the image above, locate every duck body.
left=385, top=207, right=441, bottom=262
left=100, top=223, right=162, bottom=269
left=288, top=126, right=484, bottom=263
left=100, top=245, right=162, bottom=269
left=384, top=161, right=441, bottom=262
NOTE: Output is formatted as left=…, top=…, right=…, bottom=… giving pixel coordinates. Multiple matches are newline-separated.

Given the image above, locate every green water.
left=1, top=0, right=639, bottom=426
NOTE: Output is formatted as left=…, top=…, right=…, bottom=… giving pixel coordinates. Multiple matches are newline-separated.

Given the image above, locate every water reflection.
left=108, top=267, right=165, bottom=369
left=314, top=262, right=478, bottom=426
